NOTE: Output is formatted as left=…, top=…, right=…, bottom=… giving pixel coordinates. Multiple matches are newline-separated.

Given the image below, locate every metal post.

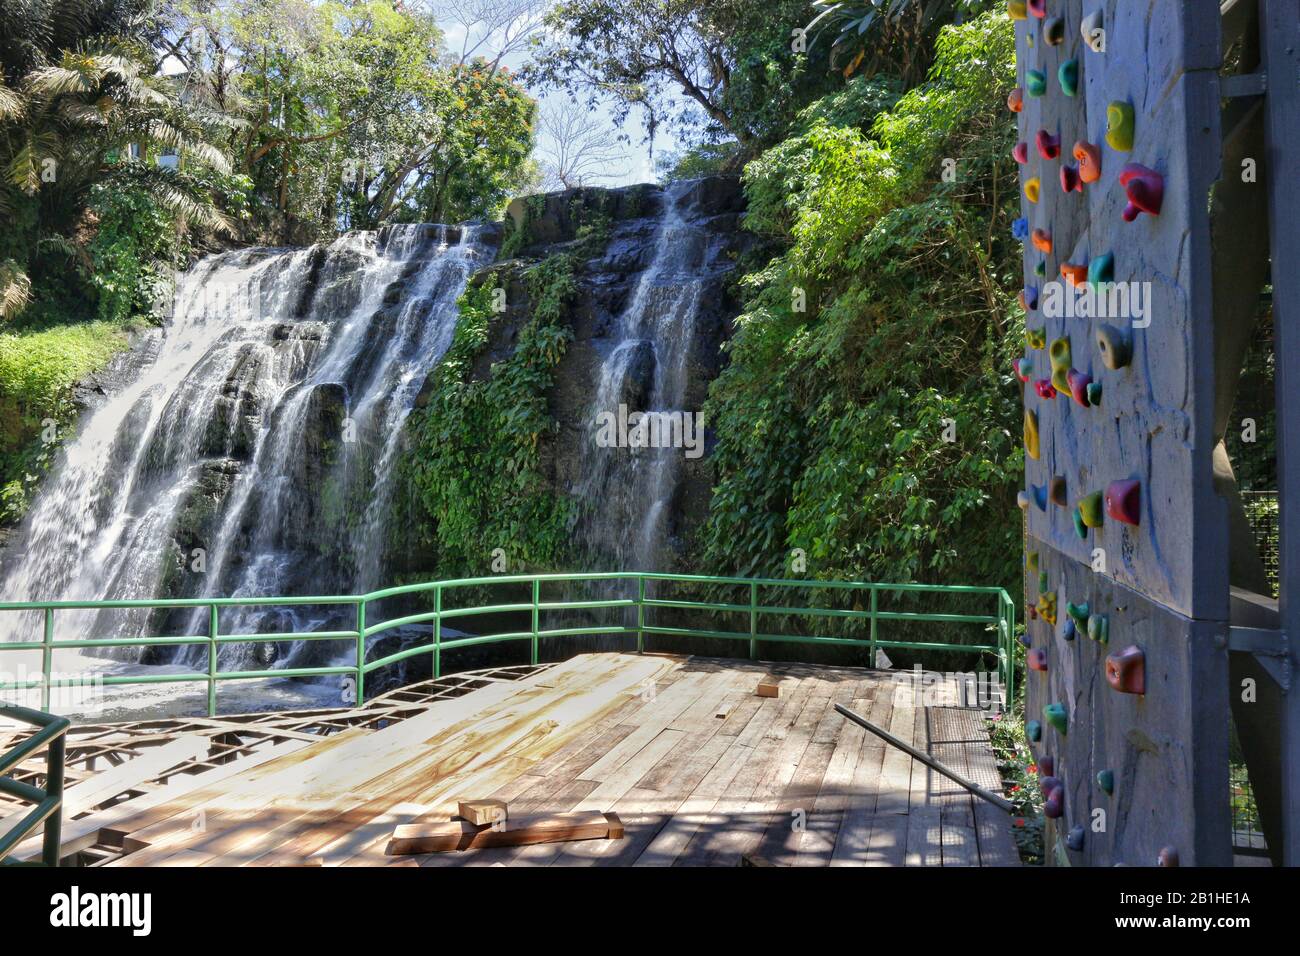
left=433, top=586, right=442, bottom=679
left=207, top=604, right=218, bottom=717
left=748, top=582, right=758, bottom=660
left=41, top=731, right=65, bottom=867
left=531, top=578, right=540, bottom=666
left=41, top=607, right=53, bottom=713
left=355, top=600, right=366, bottom=707
left=636, top=575, right=645, bottom=653
left=868, top=587, right=879, bottom=670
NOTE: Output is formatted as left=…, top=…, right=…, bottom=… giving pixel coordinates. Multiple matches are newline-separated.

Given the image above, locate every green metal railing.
left=0, top=704, right=69, bottom=866
left=0, top=572, right=1016, bottom=718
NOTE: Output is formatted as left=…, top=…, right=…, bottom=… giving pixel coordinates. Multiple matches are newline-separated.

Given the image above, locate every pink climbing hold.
left=1044, top=783, right=1064, bottom=818
left=1036, top=129, right=1061, bottom=160
left=1013, top=142, right=1029, bottom=164
left=1040, top=756, right=1055, bottom=777
left=1067, top=368, right=1092, bottom=407
left=1028, top=0, right=1047, bottom=18
left=1034, top=379, right=1056, bottom=399
left=1106, top=478, right=1141, bottom=525
left=1028, top=648, right=1048, bottom=672
left=1119, top=163, right=1164, bottom=221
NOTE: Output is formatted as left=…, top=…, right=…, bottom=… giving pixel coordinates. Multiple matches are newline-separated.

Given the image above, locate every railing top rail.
left=0, top=572, right=1011, bottom=613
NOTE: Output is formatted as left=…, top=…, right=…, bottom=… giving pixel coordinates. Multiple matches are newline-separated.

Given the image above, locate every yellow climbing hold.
left=1025, top=408, right=1041, bottom=460
left=1025, top=177, right=1041, bottom=203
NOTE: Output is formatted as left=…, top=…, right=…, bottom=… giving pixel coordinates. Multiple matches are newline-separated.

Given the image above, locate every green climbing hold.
left=1038, top=570, right=1049, bottom=592
left=1073, top=506, right=1088, bottom=539
left=1086, top=381, right=1103, bottom=406
left=1067, top=601, right=1090, bottom=627
left=1026, top=70, right=1047, bottom=97
left=1079, top=490, right=1105, bottom=528
left=1098, top=769, right=1115, bottom=795
left=1044, top=703, right=1068, bottom=735
left=1088, top=613, right=1110, bottom=644
left=1026, top=720, right=1042, bottom=742
left=1026, top=327, right=1047, bottom=349
left=1059, top=59, right=1079, bottom=96
left=1035, top=260, right=1047, bottom=277
left=1088, top=252, right=1115, bottom=289
left=1049, top=337, right=1072, bottom=395
left=1106, top=101, right=1135, bottom=151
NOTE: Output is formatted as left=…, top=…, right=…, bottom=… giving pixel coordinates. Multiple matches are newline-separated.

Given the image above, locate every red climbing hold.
left=1105, top=478, right=1141, bottom=525
left=1013, top=142, right=1029, bottom=164
left=1032, top=228, right=1053, bottom=254
left=1106, top=645, right=1146, bottom=695
left=1060, top=163, right=1082, bottom=193
left=1028, top=0, right=1047, bottom=18
left=1028, top=648, right=1048, bottom=672
left=1073, top=141, right=1102, bottom=183
left=1067, top=368, right=1093, bottom=407
left=1044, top=784, right=1064, bottom=819
left=1119, top=163, right=1164, bottom=221
left=1034, top=379, right=1056, bottom=399
left=1008, top=88, right=1024, bottom=112
left=1060, top=262, right=1088, bottom=286
left=1035, top=129, right=1061, bottom=160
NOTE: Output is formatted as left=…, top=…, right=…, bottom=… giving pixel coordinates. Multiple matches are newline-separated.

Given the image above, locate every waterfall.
left=1, top=224, right=491, bottom=678
left=575, top=181, right=720, bottom=571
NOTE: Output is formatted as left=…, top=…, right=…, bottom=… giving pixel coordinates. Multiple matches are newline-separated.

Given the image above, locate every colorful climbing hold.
left=1072, top=506, right=1088, bottom=539
left=1008, top=0, right=1028, bottom=19
left=1025, top=177, right=1041, bottom=203
left=1017, top=491, right=1031, bottom=510
left=1058, top=58, right=1078, bottom=96
left=1024, top=409, right=1040, bottom=459
left=1066, top=601, right=1090, bottom=628
left=1031, top=483, right=1048, bottom=511
left=1013, top=141, right=1029, bottom=164
left=1044, top=784, right=1064, bottom=818
left=1106, top=644, right=1146, bottom=695
left=1026, top=327, right=1046, bottom=349
left=1044, top=702, right=1067, bottom=735
left=1012, top=216, right=1030, bottom=240
left=1088, top=252, right=1115, bottom=288
left=1027, top=603, right=1038, bottom=620
left=1020, top=286, right=1039, bottom=311
left=1097, top=768, right=1114, bottom=795
left=1026, top=551, right=1039, bottom=573
left=1060, top=262, right=1088, bottom=286
left=1026, top=71, right=1047, bottom=97
left=1049, top=337, right=1072, bottom=394
left=1066, top=825, right=1086, bottom=851
left=1014, top=357, right=1033, bottom=382
left=1037, top=570, right=1049, bottom=592
left=1034, top=378, right=1055, bottom=399
left=1037, top=590, right=1058, bottom=625
left=1027, top=0, right=1046, bottom=16
left=1081, top=10, right=1105, bottom=52
left=1095, top=324, right=1133, bottom=370
left=1079, top=490, right=1104, bottom=528
left=1034, top=260, right=1046, bottom=277
left=1157, top=847, right=1180, bottom=868
left=1027, top=720, right=1042, bottom=742
left=1068, top=368, right=1093, bottom=407
left=1049, top=476, right=1067, bottom=507
left=1062, top=617, right=1077, bottom=641
left=1087, top=613, right=1110, bottom=644
left=1028, top=648, right=1048, bottom=672
left=1086, top=382, right=1102, bottom=406
left=1032, top=228, right=1053, bottom=253
left=1073, top=140, right=1103, bottom=183
left=1105, top=478, right=1141, bottom=526
left=1119, top=163, right=1164, bottom=221
left=1106, top=101, right=1135, bottom=151
left=1035, top=129, right=1061, bottom=161
left=1060, top=164, right=1082, bottom=193
left=1008, top=87, right=1025, bottom=112
left=1044, top=17, right=1065, bottom=45
left=1040, top=756, right=1055, bottom=777
left=1039, top=774, right=1062, bottom=797
left=1018, top=633, right=1032, bottom=648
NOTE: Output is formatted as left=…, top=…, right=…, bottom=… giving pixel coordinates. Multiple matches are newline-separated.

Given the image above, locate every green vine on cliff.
left=405, top=253, right=580, bottom=574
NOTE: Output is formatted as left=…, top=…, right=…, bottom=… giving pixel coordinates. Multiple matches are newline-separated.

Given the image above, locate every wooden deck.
left=6, top=653, right=1019, bottom=866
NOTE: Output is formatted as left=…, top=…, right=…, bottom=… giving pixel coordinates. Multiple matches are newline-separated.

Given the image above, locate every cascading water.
left=576, top=181, right=721, bottom=572
left=1, top=224, right=490, bottom=703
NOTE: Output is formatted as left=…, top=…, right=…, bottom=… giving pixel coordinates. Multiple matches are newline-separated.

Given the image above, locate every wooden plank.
left=456, top=799, right=507, bottom=827
left=829, top=684, right=894, bottom=866
left=387, top=811, right=622, bottom=854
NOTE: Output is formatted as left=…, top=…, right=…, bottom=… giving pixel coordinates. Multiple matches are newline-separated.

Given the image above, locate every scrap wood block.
left=756, top=677, right=780, bottom=698
left=457, top=799, right=508, bottom=827
left=386, top=812, right=624, bottom=855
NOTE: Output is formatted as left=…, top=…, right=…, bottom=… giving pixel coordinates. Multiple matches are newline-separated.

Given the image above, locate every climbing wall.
left=1010, top=0, right=1232, bottom=866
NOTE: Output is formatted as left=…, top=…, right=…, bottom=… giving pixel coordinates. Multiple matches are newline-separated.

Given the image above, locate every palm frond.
left=0, top=81, right=25, bottom=121
left=0, top=258, right=32, bottom=321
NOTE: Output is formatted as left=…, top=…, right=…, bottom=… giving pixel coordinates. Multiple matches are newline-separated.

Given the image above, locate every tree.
left=526, top=0, right=833, bottom=152
left=430, top=0, right=547, bottom=70
left=805, top=1, right=985, bottom=85
left=535, top=101, right=622, bottom=189
left=0, top=0, right=235, bottom=319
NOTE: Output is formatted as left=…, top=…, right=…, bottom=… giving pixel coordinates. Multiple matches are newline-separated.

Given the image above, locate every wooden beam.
left=386, top=811, right=624, bottom=855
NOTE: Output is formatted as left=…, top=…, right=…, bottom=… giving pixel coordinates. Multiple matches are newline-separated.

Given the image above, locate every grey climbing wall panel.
left=1014, top=0, right=1233, bottom=866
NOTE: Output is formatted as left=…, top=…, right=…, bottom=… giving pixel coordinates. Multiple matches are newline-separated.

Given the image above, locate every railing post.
left=207, top=604, right=218, bottom=717
left=749, top=582, right=758, bottom=661
left=41, top=730, right=65, bottom=867
left=1004, top=593, right=1016, bottom=710
left=636, top=575, right=645, bottom=653
left=433, top=586, right=442, bottom=679
left=868, top=586, right=879, bottom=670
left=41, top=607, right=53, bottom=713
left=355, top=599, right=366, bottom=707
left=531, top=578, right=540, bottom=666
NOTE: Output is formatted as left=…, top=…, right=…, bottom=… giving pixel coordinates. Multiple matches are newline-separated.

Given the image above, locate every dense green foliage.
left=405, top=256, right=579, bottom=574
left=700, top=13, right=1022, bottom=590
